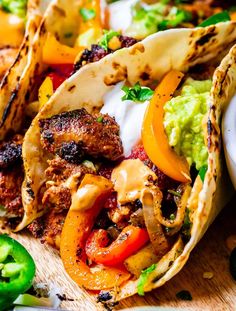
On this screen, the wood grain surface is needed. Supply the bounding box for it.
[11,195,236,311]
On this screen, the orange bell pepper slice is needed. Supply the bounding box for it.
[60,174,130,290]
[142,70,191,183]
[85,225,149,266]
[43,33,83,64]
[78,0,103,35]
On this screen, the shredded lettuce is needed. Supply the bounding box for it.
[137,263,156,296]
[126,2,191,39]
[0,0,27,18]
[98,29,120,51]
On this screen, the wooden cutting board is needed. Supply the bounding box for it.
[10,195,236,311]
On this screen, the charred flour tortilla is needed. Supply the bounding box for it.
[21,24,235,301]
[0,0,50,140]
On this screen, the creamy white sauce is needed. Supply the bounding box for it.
[101,82,149,156]
[108,0,137,33]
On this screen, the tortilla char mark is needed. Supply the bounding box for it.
[39,108,123,163]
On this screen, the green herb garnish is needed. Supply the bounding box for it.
[198,11,230,27]
[98,30,120,51]
[0,0,27,18]
[169,213,175,220]
[199,165,208,182]
[182,208,192,239]
[122,82,154,102]
[97,116,103,123]
[158,8,192,30]
[176,290,192,300]
[167,189,181,197]
[137,264,156,296]
[79,8,96,22]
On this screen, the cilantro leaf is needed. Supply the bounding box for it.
[137,264,156,296]
[121,82,154,102]
[0,0,27,17]
[98,30,120,51]
[79,8,96,22]
[199,165,208,182]
[199,11,230,27]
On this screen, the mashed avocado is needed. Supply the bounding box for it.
[163,78,212,170]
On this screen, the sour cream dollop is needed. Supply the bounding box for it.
[101,82,149,156]
[108,0,137,34]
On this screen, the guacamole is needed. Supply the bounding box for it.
[163,78,211,170]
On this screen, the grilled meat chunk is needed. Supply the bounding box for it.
[28,209,67,249]
[74,36,137,72]
[0,135,23,169]
[42,157,95,212]
[39,109,123,163]
[0,166,24,218]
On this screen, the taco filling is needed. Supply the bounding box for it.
[25,66,213,298]
[109,0,236,39]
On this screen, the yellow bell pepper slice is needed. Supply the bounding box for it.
[38,76,53,108]
[0,11,24,47]
[142,70,191,183]
[76,0,103,48]
[43,33,82,64]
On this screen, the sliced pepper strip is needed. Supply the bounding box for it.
[142,70,191,182]
[0,235,35,311]
[85,225,149,266]
[60,175,130,290]
[42,33,82,64]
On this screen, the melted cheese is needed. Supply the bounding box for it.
[0,11,24,47]
[111,159,156,204]
[69,174,113,211]
[101,82,149,156]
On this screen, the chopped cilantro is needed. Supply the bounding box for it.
[79,8,96,22]
[198,11,230,27]
[121,82,154,102]
[0,0,27,18]
[98,30,120,51]
[97,116,103,123]
[137,264,156,296]
[167,189,181,197]
[169,213,175,220]
[176,290,192,300]
[182,208,192,239]
[199,165,208,182]
[158,8,192,30]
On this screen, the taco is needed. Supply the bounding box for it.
[0,0,52,227]
[0,0,234,220]
[108,0,236,40]
[20,23,235,304]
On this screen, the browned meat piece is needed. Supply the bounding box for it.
[0,135,23,169]
[42,185,71,212]
[42,157,95,212]
[45,156,95,183]
[39,109,123,163]
[0,48,19,80]
[0,165,24,217]
[73,36,137,72]
[28,209,67,249]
